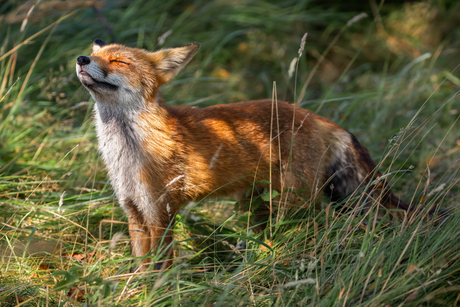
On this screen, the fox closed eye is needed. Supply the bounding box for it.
[110,59,130,65]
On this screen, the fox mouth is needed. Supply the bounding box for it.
[78,70,118,91]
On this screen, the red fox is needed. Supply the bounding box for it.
[76,39,410,271]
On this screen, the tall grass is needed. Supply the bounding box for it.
[0,0,459,306]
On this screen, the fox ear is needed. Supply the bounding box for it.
[92,39,107,53]
[149,43,200,86]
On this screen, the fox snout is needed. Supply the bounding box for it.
[76,53,120,93]
[77,55,90,66]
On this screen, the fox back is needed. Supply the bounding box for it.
[76,39,409,271]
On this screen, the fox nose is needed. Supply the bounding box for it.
[77,56,90,66]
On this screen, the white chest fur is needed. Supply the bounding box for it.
[94,103,156,218]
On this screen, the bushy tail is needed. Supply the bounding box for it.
[323,131,410,221]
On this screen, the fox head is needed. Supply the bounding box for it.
[76,39,200,105]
